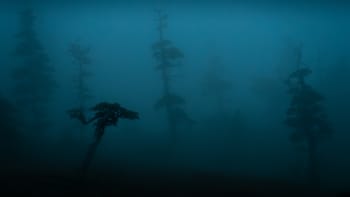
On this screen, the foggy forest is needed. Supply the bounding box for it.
[0,0,349,196]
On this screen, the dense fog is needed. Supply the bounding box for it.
[0,1,349,195]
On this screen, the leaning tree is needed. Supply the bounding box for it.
[68,102,139,178]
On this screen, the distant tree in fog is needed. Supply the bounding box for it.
[276,41,304,80]
[69,41,93,110]
[11,8,56,134]
[200,56,244,137]
[201,56,232,115]
[285,66,332,188]
[151,10,194,147]
[69,41,93,138]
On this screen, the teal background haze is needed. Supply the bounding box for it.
[0,0,349,193]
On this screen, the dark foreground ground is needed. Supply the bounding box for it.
[0,168,347,197]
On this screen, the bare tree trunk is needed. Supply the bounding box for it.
[307,136,320,189]
[80,130,103,179]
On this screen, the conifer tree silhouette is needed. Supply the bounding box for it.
[69,41,93,139]
[152,10,193,147]
[285,47,332,188]
[11,8,56,134]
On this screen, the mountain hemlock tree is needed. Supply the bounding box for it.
[69,41,93,110]
[152,10,193,146]
[11,8,56,134]
[285,66,332,188]
[69,41,93,138]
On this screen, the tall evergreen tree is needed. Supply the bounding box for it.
[69,41,93,139]
[285,62,332,187]
[69,41,93,111]
[152,10,193,146]
[11,8,56,134]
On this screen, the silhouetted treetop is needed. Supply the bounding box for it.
[14,9,43,56]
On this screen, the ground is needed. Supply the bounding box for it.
[0,167,341,196]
